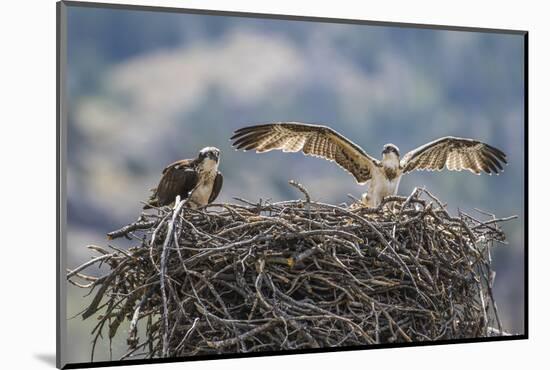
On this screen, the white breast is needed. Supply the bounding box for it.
[188,166,218,208]
[362,165,402,207]
[188,181,214,208]
[186,158,220,208]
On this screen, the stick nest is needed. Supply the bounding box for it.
[68,183,512,361]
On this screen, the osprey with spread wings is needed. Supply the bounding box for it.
[231,122,507,207]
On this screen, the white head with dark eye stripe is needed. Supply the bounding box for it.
[382,144,399,158]
[381,144,400,166]
[197,147,220,172]
[382,144,400,157]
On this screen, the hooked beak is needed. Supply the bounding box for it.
[207,151,219,161]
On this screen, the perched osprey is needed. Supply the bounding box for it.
[144,147,223,209]
[231,122,507,207]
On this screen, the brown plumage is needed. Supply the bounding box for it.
[144,148,223,209]
[231,122,507,207]
[400,137,507,175]
[231,122,380,184]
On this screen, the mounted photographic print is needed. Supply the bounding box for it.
[57,1,528,368]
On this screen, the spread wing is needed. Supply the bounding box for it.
[145,159,199,208]
[231,122,380,184]
[208,172,223,203]
[400,137,507,175]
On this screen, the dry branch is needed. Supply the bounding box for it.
[68,184,515,361]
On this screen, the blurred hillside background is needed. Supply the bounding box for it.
[65,4,525,363]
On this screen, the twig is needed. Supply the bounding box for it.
[288,180,311,203]
[67,184,513,360]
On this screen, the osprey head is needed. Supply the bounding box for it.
[198,147,221,163]
[382,143,400,158]
[197,147,221,172]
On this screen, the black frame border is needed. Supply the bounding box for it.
[56,1,529,369]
